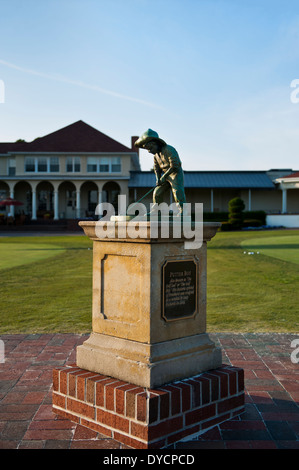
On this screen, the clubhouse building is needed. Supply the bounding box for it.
[0,121,140,221]
[0,120,298,225]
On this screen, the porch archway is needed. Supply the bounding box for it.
[102,181,121,214]
[35,181,55,219]
[57,181,77,219]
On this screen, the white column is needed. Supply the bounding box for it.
[210,189,214,213]
[9,190,15,217]
[54,190,59,220]
[32,190,37,220]
[282,188,287,214]
[97,191,103,218]
[76,190,81,218]
[248,189,252,211]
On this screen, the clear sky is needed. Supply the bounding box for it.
[1,0,299,172]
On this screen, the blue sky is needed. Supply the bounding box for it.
[1,0,299,171]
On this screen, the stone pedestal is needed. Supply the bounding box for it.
[52,220,245,448]
[76,221,222,388]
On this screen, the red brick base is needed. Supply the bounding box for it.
[52,364,245,449]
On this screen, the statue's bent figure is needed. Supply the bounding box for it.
[135,129,186,214]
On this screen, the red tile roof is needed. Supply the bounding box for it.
[0,120,132,153]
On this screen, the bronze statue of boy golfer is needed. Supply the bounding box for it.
[135,129,186,214]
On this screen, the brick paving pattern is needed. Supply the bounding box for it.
[0,333,298,449]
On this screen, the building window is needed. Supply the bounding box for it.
[8,158,16,175]
[25,157,35,172]
[99,157,109,172]
[66,157,81,172]
[86,156,122,173]
[87,157,98,172]
[50,157,59,172]
[74,157,80,172]
[38,157,47,172]
[66,157,73,172]
[111,157,121,172]
[25,156,60,173]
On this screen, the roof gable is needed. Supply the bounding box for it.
[0,121,132,153]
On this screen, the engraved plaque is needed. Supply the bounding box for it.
[162,259,197,321]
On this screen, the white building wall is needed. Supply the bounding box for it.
[266,214,299,227]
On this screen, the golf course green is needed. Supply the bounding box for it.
[241,235,299,265]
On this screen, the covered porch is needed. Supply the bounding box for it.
[0,178,129,222]
[266,172,299,227]
[275,172,299,214]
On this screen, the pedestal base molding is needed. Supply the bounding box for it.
[76,332,222,389]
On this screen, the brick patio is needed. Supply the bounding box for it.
[0,333,298,449]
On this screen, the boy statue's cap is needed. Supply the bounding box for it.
[134,129,166,148]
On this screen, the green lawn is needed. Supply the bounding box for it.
[0,235,93,333]
[206,229,299,333]
[0,242,66,270]
[0,229,298,334]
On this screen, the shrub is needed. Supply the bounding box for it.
[243,211,266,225]
[203,212,229,222]
[228,197,245,229]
